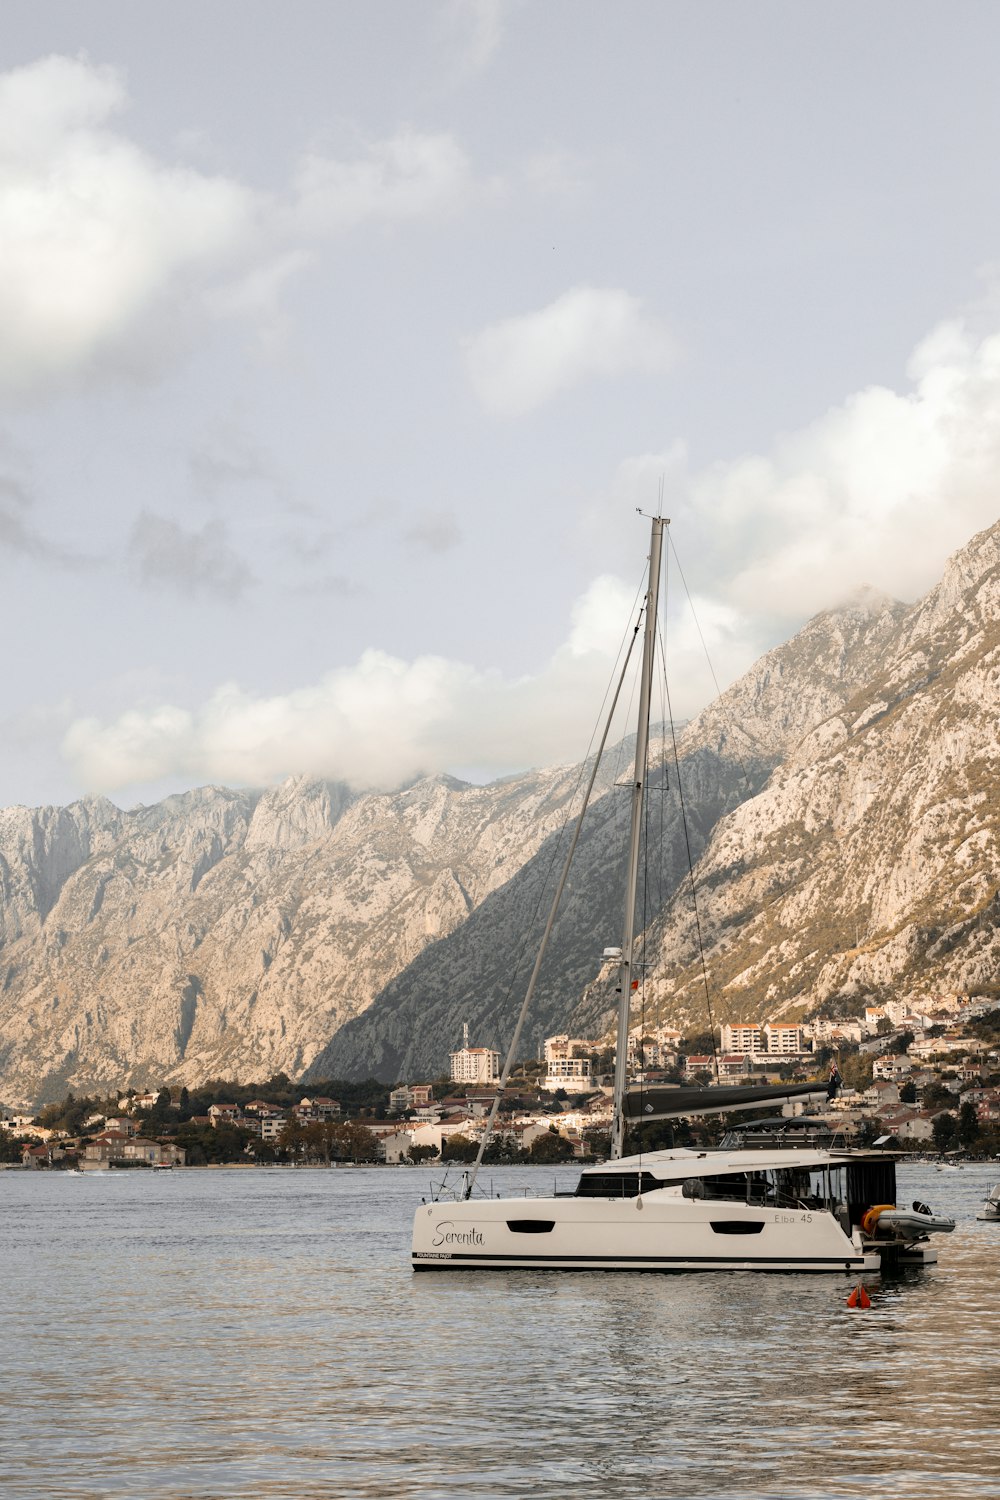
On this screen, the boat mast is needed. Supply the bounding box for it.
[610,514,667,1160]
[460,613,644,1201]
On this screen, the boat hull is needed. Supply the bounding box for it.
[412,1195,878,1274]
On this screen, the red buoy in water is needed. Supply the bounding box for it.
[846,1284,871,1310]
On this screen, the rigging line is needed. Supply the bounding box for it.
[666,530,757,798]
[436,595,644,1204]
[478,571,648,1078]
[608,661,641,967]
[595,586,647,1060]
[660,629,721,1085]
[443,568,647,1200]
[463,606,647,1200]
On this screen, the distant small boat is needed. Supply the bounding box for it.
[976,1183,1000,1222]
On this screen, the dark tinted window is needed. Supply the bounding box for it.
[575,1171,661,1198]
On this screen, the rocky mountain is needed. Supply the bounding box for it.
[2,520,998,1106]
[317,583,907,1080]
[0,767,594,1106]
[576,520,1000,1038]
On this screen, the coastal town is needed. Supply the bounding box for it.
[4,992,1000,1169]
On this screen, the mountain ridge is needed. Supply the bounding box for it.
[2,520,999,1105]
[581,519,1000,1037]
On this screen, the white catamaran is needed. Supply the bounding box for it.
[411,516,955,1273]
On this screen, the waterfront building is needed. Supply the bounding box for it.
[81,1133,186,1169]
[627,1027,682,1065]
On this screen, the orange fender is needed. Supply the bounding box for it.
[861,1204,895,1236]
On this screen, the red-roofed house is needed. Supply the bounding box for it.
[683,1055,714,1077]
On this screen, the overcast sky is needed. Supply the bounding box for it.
[4,0,1000,810]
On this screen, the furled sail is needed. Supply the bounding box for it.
[623,1081,829,1123]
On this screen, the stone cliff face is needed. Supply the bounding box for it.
[581,521,1000,1037]
[0,768,588,1105]
[3,521,999,1105]
[317,580,911,1080]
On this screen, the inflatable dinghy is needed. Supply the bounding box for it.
[862,1202,956,1240]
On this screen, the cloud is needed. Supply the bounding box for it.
[0,503,52,559]
[0,468,97,567]
[0,56,478,397]
[0,55,275,396]
[438,0,512,80]
[127,512,254,601]
[56,293,1000,804]
[604,315,1000,623]
[59,565,746,798]
[463,286,676,417]
[62,653,488,793]
[520,146,591,201]
[292,128,473,236]
[566,575,639,658]
[187,424,295,509]
[404,509,463,553]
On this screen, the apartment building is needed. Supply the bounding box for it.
[720,1023,763,1054]
[764,1023,805,1054]
[450,1046,501,1084]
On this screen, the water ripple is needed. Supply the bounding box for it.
[2,1163,999,1498]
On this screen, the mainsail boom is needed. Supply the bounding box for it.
[623,1081,830,1123]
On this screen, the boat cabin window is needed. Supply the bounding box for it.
[575,1171,661,1198]
[682,1167,860,1213]
[682,1173,751,1202]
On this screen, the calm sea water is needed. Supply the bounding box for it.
[2,1162,998,1500]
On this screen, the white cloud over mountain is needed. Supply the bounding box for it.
[607,315,1000,623]
[58,578,748,797]
[8,22,1000,813]
[60,305,1000,800]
